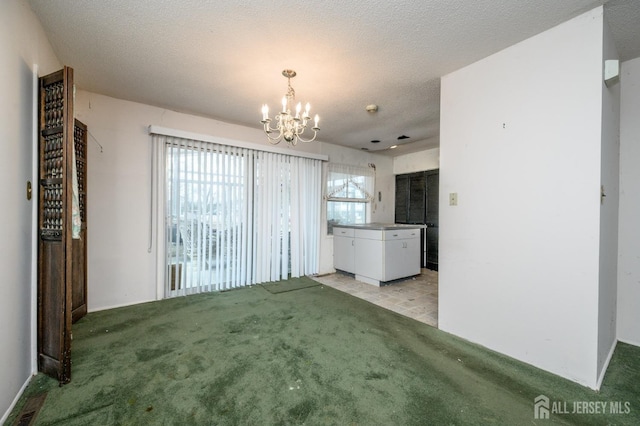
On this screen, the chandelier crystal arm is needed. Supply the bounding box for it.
[292,127,319,143]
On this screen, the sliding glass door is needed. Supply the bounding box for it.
[166,141,248,294]
[160,136,321,297]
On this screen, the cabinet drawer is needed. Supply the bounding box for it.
[355,229,383,240]
[383,229,420,241]
[333,227,354,237]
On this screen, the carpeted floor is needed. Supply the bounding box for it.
[7,278,640,425]
[260,276,320,294]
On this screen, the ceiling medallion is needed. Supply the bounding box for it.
[260,69,319,146]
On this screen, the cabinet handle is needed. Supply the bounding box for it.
[352,240,354,246]
[393,234,398,237]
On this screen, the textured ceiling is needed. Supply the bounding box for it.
[28,0,640,156]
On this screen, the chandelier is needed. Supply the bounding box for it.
[260,69,320,146]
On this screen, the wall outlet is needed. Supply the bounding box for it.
[449,192,458,206]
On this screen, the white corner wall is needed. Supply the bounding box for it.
[439,8,604,388]
[0,0,61,422]
[617,57,640,346]
[596,17,620,386]
[74,91,393,311]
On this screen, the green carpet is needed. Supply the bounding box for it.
[7,277,640,425]
[260,276,320,294]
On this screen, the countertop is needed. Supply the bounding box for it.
[333,223,426,230]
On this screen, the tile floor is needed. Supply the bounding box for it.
[311,269,438,327]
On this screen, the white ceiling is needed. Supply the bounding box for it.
[28,0,640,156]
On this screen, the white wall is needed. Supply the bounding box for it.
[596,17,620,386]
[74,91,393,311]
[393,148,439,175]
[617,57,640,346]
[0,0,60,421]
[439,8,604,388]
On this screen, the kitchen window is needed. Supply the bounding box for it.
[325,163,375,234]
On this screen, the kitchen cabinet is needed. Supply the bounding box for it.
[334,225,422,286]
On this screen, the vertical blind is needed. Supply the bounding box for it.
[153,135,322,297]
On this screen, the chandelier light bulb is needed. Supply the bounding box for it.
[260,69,320,146]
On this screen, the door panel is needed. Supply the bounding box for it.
[425,171,439,270]
[38,66,74,384]
[395,175,409,223]
[426,172,439,226]
[71,120,88,323]
[71,237,86,321]
[426,227,439,270]
[38,242,65,375]
[408,173,426,223]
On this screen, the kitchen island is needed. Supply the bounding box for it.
[333,223,425,286]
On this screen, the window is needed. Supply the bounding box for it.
[155,134,322,296]
[325,164,375,234]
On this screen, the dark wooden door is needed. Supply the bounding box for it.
[395,174,409,223]
[408,173,427,224]
[395,172,426,224]
[72,120,88,323]
[395,170,439,270]
[38,66,74,384]
[425,171,439,271]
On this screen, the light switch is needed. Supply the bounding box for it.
[449,192,458,206]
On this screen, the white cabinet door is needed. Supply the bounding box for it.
[355,237,383,281]
[333,235,355,273]
[384,237,421,281]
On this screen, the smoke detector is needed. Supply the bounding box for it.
[365,104,378,113]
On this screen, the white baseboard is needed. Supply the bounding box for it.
[596,340,618,390]
[1,374,34,425]
[617,337,640,348]
[89,298,156,313]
